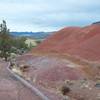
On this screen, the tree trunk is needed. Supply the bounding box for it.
[5,56,8,61]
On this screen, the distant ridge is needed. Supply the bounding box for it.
[92,21,100,25]
[10,32,54,39]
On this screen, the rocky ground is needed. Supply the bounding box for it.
[15,54,100,100]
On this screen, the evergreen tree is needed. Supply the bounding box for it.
[0,20,12,61]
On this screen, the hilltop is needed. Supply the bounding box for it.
[33,23,100,61]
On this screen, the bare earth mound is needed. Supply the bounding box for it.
[33,24,100,61]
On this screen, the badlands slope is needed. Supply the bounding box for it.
[16,23,100,100]
[33,24,100,61]
[25,23,100,83]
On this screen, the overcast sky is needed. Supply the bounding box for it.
[0,0,100,32]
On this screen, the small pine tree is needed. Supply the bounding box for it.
[0,20,12,61]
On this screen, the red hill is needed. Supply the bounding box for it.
[33,24,100,61]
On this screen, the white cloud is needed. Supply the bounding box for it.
[0,0,100,31]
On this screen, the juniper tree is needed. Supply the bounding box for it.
[0,20,12,61]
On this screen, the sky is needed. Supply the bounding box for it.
[0,0,100,32]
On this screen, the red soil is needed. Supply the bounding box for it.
[32,24,100,61]
[36,64,84,82]
[16,55,85,85]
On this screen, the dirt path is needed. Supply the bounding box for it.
[0,60,42,100]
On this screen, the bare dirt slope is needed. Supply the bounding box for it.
[16,54,100,100]
[33,24,100,61]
